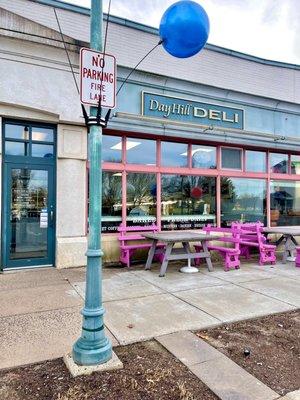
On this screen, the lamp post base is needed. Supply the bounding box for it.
[72,336,112,366]
[65,350,122,377]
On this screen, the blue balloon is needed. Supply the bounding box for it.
[159,1,210,58]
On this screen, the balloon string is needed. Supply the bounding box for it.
[103,40,162,125]
[116,40,163,96]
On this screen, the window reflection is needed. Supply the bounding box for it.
[245,150,266,172]
[270,180,300,226]
[5,124,29,140]
[126,137,156,165]
[102,172,122,233]
[32,128,53,142]
[10,169,48,259]
[5,142,28,156]
[126,173,156,226]
[221,178,266,226]
[102,135,122,163]
[270,153,288,174]
[161,174,216,230]
[192,145,216,169]
[291,155,300,175]
[221,148,242,170]
[161,141,188,167]
[32,144,53,158]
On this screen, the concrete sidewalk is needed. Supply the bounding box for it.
[0,260,299,369]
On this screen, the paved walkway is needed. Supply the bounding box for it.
[157,331,278,400]
[0,260,299,369]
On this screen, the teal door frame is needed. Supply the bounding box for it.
[1,120,57,270]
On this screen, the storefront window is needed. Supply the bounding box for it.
[192,145,216,169]
[221,148,242,170]
[102,135,122,163]
[102,171,122,233]
[161,141,188,167]
[126,137,156,165]
[270,153,288,174]
[245,150,266,172]
[270,180,300,226]
[291,155,300,174]
[161,174,216,230]
[126,173,156,226]
[221,178,266,226]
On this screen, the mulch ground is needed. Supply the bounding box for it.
[196,310,300,397]
[0,341,218,400]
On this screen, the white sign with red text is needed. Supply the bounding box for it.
[80,48,116,108]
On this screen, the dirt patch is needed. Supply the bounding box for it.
[196,310,300,397]
[0,341,218,400]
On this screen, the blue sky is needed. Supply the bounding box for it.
[62,0,300,65]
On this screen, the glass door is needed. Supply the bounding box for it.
[2,164,55,268]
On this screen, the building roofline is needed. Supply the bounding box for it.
[34,0,300,70]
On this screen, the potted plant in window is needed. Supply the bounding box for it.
[270,208,280,226]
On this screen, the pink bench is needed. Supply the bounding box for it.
[194,225,241,271]
[118,224,165,267]
[295,247,300,268]
[232,222,276,266]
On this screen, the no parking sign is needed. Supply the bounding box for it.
[80,48,116,108]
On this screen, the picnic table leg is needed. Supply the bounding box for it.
[159,242,173,277]
[145,239,158,270]
[291,236,298,246]
[282,236,288,264]
[285,235,296,261]
[201,240,214,272]
[182,242,194,266]
[275,235,285,247]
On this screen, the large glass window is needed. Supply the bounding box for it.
[245,150,266,172]
[102,171,122,233]
[126,137,156,165]
[161,141,188,167]
[3,123,55,159]
[161,175,216,230]
[126,173,156,226]
[270,180,300,226]
[221,178,266,226]
[102,135,122,163]
[270,153,288,174]
[221,148,242,170]
[192,145,216,169]
[291,155,300,175]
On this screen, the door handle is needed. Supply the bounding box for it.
[50,211,54,221]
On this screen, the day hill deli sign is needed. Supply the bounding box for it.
[142,92,244,130]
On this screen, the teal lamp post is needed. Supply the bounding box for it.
[72,0,210,367]
[72,0,112,365]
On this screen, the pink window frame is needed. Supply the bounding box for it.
[86,130,300,234]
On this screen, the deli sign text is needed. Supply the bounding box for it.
[142,92,244,130]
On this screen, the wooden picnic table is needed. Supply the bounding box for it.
[263,227,300,263]
[143,231,220,277]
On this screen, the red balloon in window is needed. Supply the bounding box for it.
[191,187,203,199]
